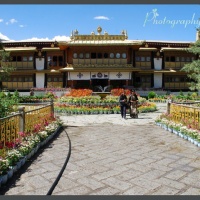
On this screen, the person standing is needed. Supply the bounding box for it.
[119,89,128,119]
[128,90,139,118]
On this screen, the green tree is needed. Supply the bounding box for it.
[181,30,200,91]
[0,40,16,90]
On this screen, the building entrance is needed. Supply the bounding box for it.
[92,79,109,92]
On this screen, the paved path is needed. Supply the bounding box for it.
[1,103,200,195]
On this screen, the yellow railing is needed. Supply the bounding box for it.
[0,103,53,156]
[170,103,200,129]
[25,105,52,133]
[0,114,20,157]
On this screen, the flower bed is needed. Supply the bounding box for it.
[155,114,200,147]
[55,88,157,115]
[0,118,63,187]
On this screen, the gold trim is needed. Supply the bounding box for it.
[161,47,189,51]
[139,48,158,51]
[41,47,61,51]
[4,47,37,52]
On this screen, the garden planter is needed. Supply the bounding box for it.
[198,143,200,147]
[26,152,32,160]
[190,139,194,144]
[173,129,178,135]
[11,165,18,173]
[34,145,40,154]
[183,135,188,140]
[168,127,173,133]
[20,157,26,166]
[178,132,183,137]
[0,174,8,185]
[7,168,14,179]
[194,140,198,146]
[16,160,22,170]
[163,125,168,131]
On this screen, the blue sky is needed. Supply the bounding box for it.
[0,4,199,42]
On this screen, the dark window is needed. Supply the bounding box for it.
[17,56,22,61]
[91,53,96,58]
[180,77,185,82]
[12,56,17,62]
[58,56,63,66]
[53,56,57,61]
[165,56,170,62]
[97,53,102,58]
[104,53,108,58]
[170,56,175,62]
[136,77,141,82]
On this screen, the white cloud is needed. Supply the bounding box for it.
[5,18,18,25]
[10,18,17,24]
[52,35,70,41]
[0,19,3,23]
[0,32,10,40]
[19,25,25,28]
[94,16,110,20]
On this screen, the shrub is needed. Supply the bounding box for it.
[147,91,157,99]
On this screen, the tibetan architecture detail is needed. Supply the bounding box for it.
[1,27,197,91]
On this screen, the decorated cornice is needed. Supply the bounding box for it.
[70,26,128,41]
[72,63,133,68]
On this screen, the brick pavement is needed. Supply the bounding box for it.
[1,103,200,195]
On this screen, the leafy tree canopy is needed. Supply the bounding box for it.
[181,31,200,91]
[0,40,16,84]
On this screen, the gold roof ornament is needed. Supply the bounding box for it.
[74,29,79,35]
[66,27,135,43]
[97,26,102,35]
[104,30,108,35]
[156,51,160,57]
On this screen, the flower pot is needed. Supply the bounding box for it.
[11,165,18,173]
[26,152,32,160]
[7,168,14,179]
[16,160,22,170]
[168,127,173,133]
[0,174,8,185]
[190,139,194,144]
[194,140,198,146]
[183,135,188,140]
[173,129,178,135]
[20,157,26,166]
[197,142,200,147]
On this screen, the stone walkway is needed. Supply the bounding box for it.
[1,103,200,195]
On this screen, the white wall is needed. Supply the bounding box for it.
[36,73,45,88]
[154,58,162,70]
[154,73,162,88]
[36,58,45,70]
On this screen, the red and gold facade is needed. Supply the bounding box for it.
[1,27,199,91]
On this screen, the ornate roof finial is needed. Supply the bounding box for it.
[74,29,79,35]
[97,26,102,35]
